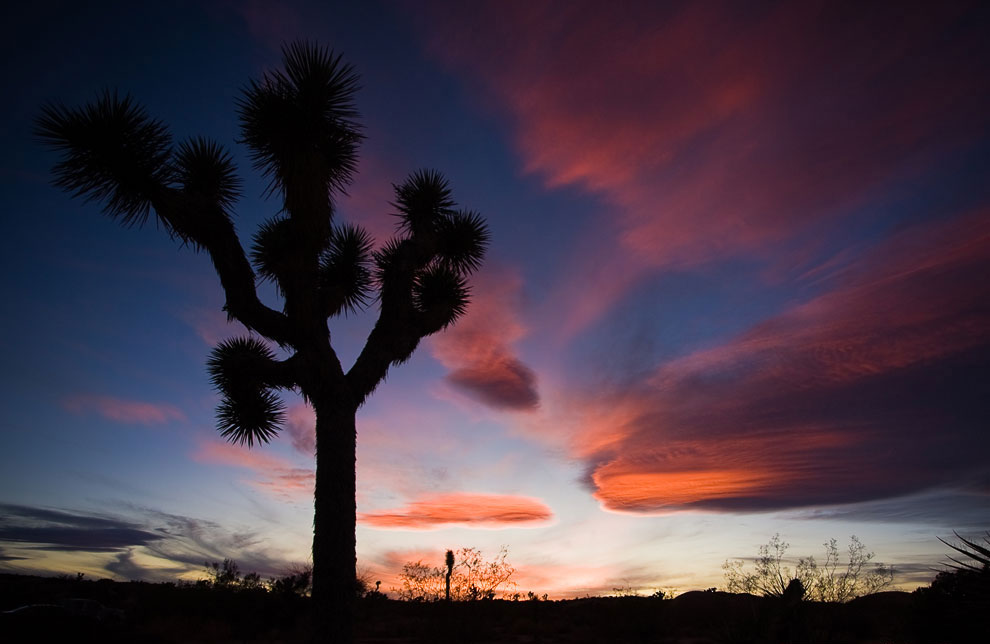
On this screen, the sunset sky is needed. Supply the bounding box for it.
[1,0,988,597]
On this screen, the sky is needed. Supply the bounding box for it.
[1,0,988,597]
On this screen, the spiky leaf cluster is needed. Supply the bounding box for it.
[390,172,489,275]
[35,90,173,226]
[251,217,295,289]
[237,42,362,205]
[940,532,990,571]
[208,337,285,447]
[435,210,489,274]
[172,137,241,214]
[413,265,470,330]
[321,224,374,316]
[375,171,489,331]
[393,169,455,236]
[371,237,408,290]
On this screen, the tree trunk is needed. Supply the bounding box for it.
[311,400,357,644]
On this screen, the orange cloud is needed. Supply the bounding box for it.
[431,268,539,410]
[62,395,186,425]
[359,492,553,529]
[193,441,313,501]
[551,210,990,512]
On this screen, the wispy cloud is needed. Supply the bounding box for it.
[359,492,553,530]
[62,395,186,425]
[193,441,314,501]
[177,306,250,347]
[415,1,988,337]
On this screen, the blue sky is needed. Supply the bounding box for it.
[1,0,988,596]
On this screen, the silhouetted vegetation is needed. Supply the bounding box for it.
[723,534,894,601]
[0,569,937,643]
[3,531,989,642]
[397,546,516,601]
[37,41,488,644]
[913,531,990,643]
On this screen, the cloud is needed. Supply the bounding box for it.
[431,268,539,410]
[285,403,316,456]
[359,492,553,529]
[0,546,25,561]
[789,488,990,532]
[544,211,990,513]
[193,441,314,501]
[446,358,538,411]
[0,503,301,581]
[62,395,186,425]
[178,306,251,347]
[104,549,163,580]
[0,503,163,552]
[414,1,989,336]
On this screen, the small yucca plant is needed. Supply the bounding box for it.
[938,531,990,571]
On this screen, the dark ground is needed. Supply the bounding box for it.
[0,573,986,643]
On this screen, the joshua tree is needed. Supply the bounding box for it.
[445,549,455,601]
[36,42,488,642]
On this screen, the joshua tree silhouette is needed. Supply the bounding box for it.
[445,549,455,601]
[36,42,488,643]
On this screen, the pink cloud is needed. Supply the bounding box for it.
[285,403,316,456]
[193,441,313,501]
[62,395,185,425]
[177,306,250,347]
[539,210,990,513]
[413,1,987,336]
[430,267,539,410]
[359,492,553,530]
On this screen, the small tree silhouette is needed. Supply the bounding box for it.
[444,549,455,601]
[397,546,516,601]
[37,42,488,643]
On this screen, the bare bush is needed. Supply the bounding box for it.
[723,534,893,602]
[397,546,516,601]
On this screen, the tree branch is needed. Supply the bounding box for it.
[345,240,428,405]
[152,189,294,346]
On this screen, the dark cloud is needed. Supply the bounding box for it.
[104,549,152,580]
[0,503,163,551]
[447,356,539,410]
[0,545,25,561]
[0,503,299,580]
[791,489,990,531]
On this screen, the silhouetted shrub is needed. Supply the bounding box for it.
[723,534,893,601]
